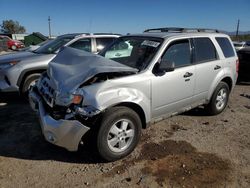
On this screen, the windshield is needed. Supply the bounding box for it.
[34,36,74,54]
[100,36,162,71]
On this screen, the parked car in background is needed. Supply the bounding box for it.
[19,39,53,52]
[0,35,25,50]
[29,27,238,161]
[0,33,119,94]
[233,41,250,51]
[104,41,133,59]
[237,47,250,81]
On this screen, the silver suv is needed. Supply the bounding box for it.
[0,33,119,94]
[29,28,238,161]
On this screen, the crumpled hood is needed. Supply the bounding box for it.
[0,51,39,64]
[48,47,138,93]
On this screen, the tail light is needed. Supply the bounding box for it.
[236,59,239,73]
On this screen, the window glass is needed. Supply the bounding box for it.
[161,39,191,68]
[193,38,217,63]
[100,37,162,71]
[245,41,250,46]
[215,37,235,58]
[96,38,115,52]
[34,36,74,54]
[69,38,91,52]
[110,41,130,51]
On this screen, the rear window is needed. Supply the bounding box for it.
[193,38,218,63]
[216,37,235,58]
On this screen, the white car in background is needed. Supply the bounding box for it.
[233,41,250,51]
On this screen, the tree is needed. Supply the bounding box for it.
[1,20,26,34]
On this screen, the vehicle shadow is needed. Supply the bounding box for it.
[182,106,211,117]
[236,81,250,86]
[0,92,102,164]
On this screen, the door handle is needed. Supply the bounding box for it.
[214,65,221,70]
[183,72,193,78]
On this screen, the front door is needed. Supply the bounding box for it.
[152,39,195,118]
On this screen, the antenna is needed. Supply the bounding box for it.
[236,19,240,40]
[48,16,52,38]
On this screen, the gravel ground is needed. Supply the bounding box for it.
[0,84,249,188]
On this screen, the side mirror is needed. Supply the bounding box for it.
[159,59,175,72]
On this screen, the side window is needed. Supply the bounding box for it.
[69,38,91,52]
[245,41,250,47]
[161,39,191,68]
[96,38,115,52]
[216,37,235,58]
[193,38,218,63]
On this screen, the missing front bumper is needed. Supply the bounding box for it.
[29,88,90,151]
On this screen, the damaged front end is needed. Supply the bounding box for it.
[29,47,138,151]
[29,84,91,151]
[35,73,101,121]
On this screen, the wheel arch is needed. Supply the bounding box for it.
[112,102,148,129]
[17,67,47,91]
[221,77,233,92]
[208,75,233,102]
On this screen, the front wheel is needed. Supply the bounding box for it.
[206,81,229,115]
[97,107,142,161]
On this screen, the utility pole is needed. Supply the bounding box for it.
[236,19,240,40]
[48,16,51,38]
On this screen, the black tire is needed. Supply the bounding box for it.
[97,106,142,161]
[21,73,41,95]
[206,81,229,115]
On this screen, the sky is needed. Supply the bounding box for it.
[0,0,250,36]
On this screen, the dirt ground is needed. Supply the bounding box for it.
[0,84,250,188]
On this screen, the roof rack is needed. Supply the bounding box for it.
[144,27,220,33]
[93,33,121,36]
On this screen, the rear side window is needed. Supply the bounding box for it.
[193,38,218,63]
[216,37,235,58]
[69,38,91,52]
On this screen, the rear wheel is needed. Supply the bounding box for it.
[21,73,41,95]
[206,81,229,115]
[97,107,142,161]
[11,45,17,50]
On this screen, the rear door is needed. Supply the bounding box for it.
[152,39,195,118]
[192,37,221,101]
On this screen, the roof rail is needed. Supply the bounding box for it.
[64,33,120,38]
[144,27,220,33]
[93,33,121,36]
